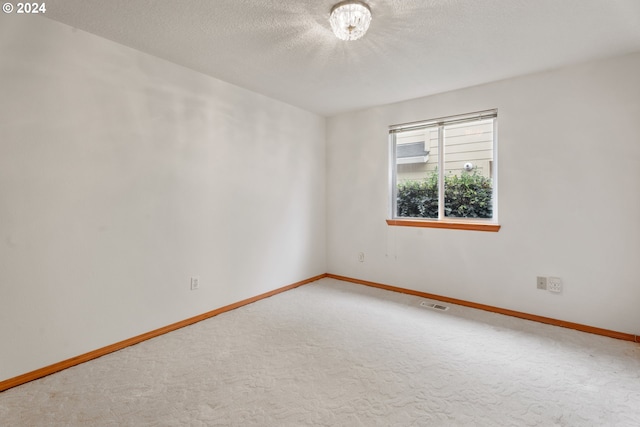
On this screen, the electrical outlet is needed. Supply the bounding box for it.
[358,252,365,262]
[548,277,562,293]
[190,276,200,291]
[536,276,548,290]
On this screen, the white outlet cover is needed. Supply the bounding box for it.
[190,277,200,290]
[537,276,548,290]
[548,277,562,293]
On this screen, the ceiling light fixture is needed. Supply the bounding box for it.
[329,0,372,41]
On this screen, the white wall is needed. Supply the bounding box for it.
[0,16,326,381]
[327,52,640,335]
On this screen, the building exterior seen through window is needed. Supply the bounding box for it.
[390,110,497,221]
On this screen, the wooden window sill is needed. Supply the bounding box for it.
[386,219,501,232]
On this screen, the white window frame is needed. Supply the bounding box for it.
[389,109,499,228]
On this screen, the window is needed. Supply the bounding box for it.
[388,110,499,231]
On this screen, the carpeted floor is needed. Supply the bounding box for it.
[1,278,639,426]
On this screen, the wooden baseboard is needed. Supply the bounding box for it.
[325,274,638,343]
[0,273,327,393]
[3,271,635,393]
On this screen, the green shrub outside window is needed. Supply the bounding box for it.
[397,172,492,219]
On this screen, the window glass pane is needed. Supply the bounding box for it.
[443,119,494,218]
[395,126,439,218]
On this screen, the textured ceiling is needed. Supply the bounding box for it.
[43,0,640,116]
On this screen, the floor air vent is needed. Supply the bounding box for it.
[420,301,449,311]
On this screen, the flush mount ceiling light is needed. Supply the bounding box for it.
[329,0,372,41]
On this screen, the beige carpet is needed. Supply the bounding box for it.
[1,278,639,426]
